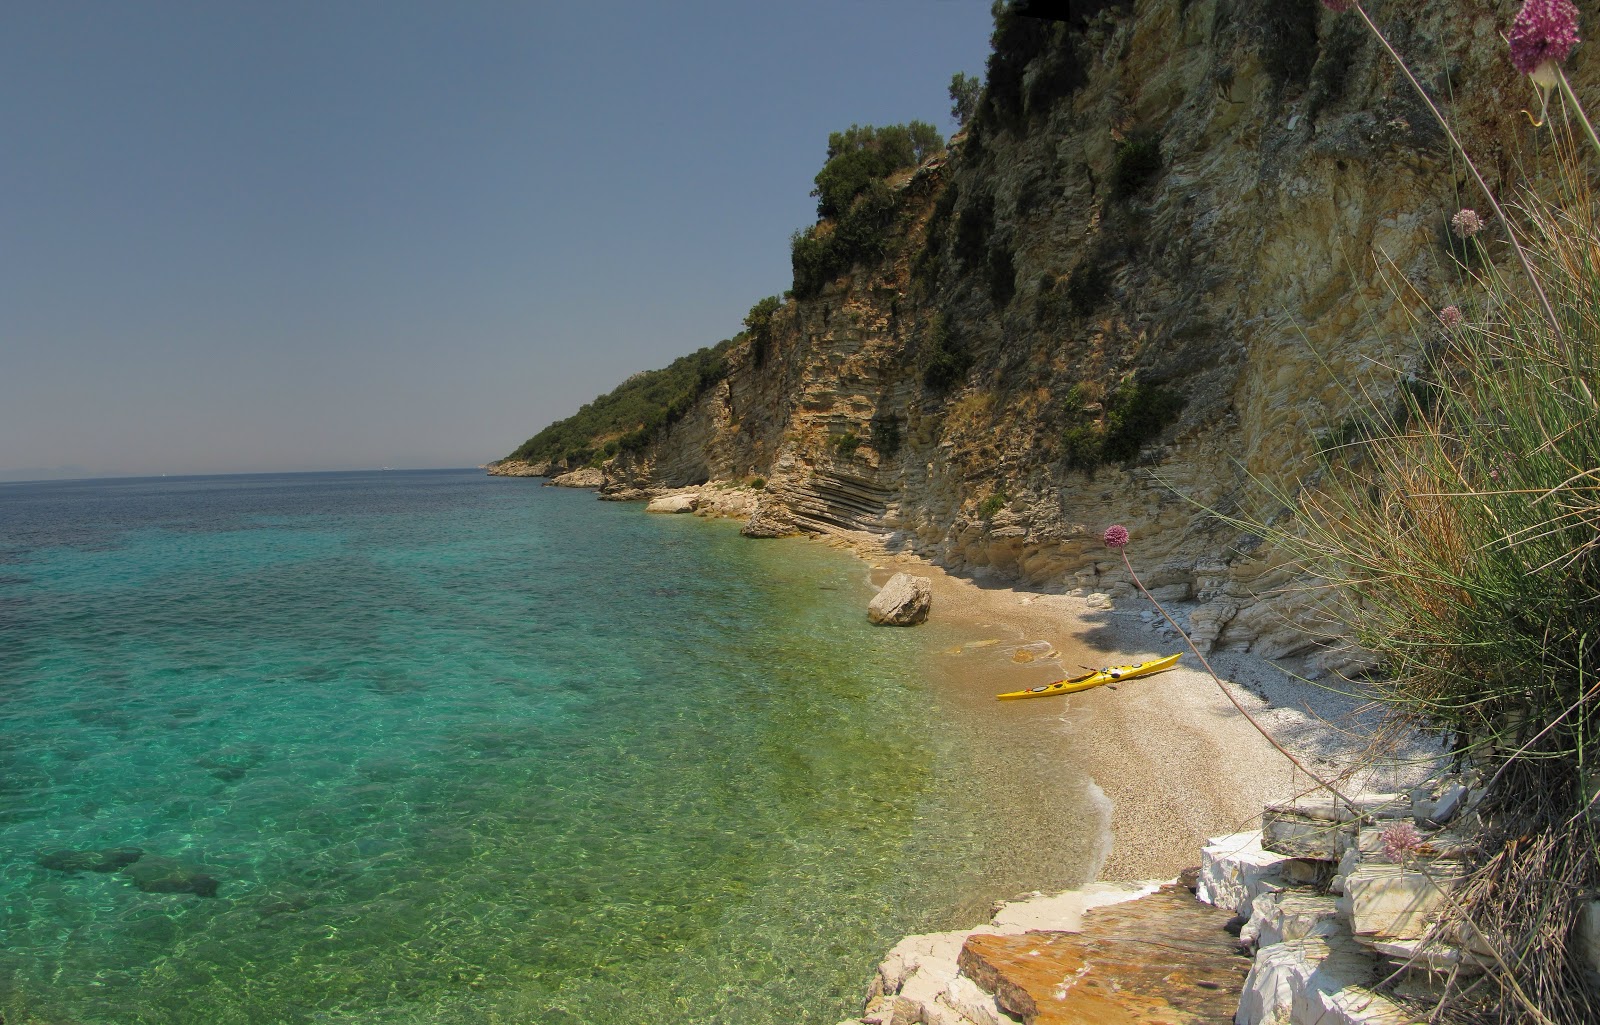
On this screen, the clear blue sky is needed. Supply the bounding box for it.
[2,1,995,479]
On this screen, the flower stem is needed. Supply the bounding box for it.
[1118,548,1365,817]
[1351,3,1562,338]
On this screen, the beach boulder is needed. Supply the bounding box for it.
[868,573,932,626]
[646,493,698,514]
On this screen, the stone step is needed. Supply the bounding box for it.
[956,882,1249,1024]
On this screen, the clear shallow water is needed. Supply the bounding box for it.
[0,470,1100,1024]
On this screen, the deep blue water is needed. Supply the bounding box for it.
[0,470,1098,1024]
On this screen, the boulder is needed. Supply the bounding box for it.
[1341,861,1467,941]
[1240,890,1343,950]
[547,467,604,488]
[646,493,698,514]
[599,487,651,502]
[868,573,932,626]
[741,502,798,538]
[1237,935,1413,1025]
[1195,831,1294,917]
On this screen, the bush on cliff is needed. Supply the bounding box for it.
[811,122,943,220]
[1059,380,1185,471]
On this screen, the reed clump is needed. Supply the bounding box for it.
[1249,2,1600,1020]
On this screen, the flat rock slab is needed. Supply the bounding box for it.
[957,882,1249,1024]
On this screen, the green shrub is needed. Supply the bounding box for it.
[1100,381,1186,462]
[1060,423,1103,470]
[811,122,943,220]
[1110,134,1163,200]
[830,432,863,458]
[949,71,981,128]
[922,315,974,392]
[790,227,836,298]
[870,414,903,457]
[744,295,782,367]
[1058,380,1185,470]
[977,492,1008,520]
[1064,261,1112,315]
[748,477,765,490]
[791,179,907,299]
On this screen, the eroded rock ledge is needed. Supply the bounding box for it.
[840,787,1600,1025]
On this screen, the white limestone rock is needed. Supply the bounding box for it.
[1574,900,1600,993]
[1261,809,1354,861]
[645,493,699,514]
[867,573,933,626]
[1241,890,1344,950]
[1237,935,1412,1025]
[547,466,604,488]
[1342,861,1468,941]
[1195,831,1293,917]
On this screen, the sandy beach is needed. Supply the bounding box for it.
[854,546,1428,883]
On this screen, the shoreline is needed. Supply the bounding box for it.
[570,478,1417,878]
[853,545,1398,883]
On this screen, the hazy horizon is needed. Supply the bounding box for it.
[4,2,993,479]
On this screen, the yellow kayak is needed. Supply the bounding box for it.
[996,653,1181,700]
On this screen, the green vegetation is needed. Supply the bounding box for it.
[1109,134,1163,200]
[948,72,981,128]
[830,432,863,458]
[1058,380,1185,471]
[790,123,944,299]
[921,315,974,392]
[503,340,737,467]
[743,295,782,367]
[977,492,1007,520]
[1222,8,1600,1019]
[870,414,903,458]
[811,122,943,220]
[981,3,1093,130]
[748,477,765,490]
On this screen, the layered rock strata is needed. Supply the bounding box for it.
[509,0,1597,658]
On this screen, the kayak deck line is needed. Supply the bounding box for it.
[995,653,1182,700]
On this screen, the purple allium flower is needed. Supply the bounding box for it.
[1509,0,1581,78]
[1380,820,1423,863]
[1321,0,1354,11]
[1439,305,1464,329]
[1451,208,1484,238]
[1103,524,1130,549]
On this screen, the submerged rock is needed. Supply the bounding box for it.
[867,573,932,626]
[37,847,145,874]
[120,856,220,897]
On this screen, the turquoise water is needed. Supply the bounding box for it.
[0,470,1100,1024]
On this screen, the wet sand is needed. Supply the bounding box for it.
[856,549,1422,882]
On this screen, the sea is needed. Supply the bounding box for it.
[0,469,1105,1025]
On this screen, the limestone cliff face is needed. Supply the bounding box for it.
[588,0,1590,661]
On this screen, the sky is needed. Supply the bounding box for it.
[2,1,996,480]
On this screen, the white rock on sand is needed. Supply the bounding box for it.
[645,493,698,514]
[867,572,932,626]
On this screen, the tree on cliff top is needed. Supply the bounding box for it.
[811,121,943,219]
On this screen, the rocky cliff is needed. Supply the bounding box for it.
[502,0,1592,662]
